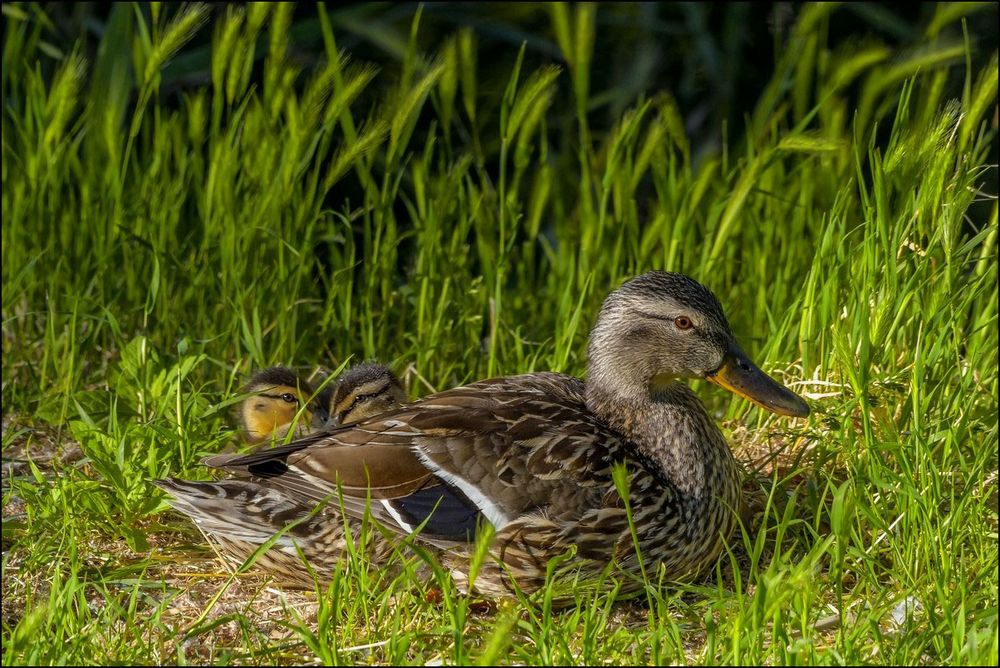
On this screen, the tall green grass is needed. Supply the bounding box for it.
[2,2,997,665]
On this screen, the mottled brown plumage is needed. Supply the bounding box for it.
[157,272,809,598]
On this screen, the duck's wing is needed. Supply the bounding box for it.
[202,430,473,542]
[204,373,627,543]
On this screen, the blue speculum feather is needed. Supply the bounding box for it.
[391,483,483,540]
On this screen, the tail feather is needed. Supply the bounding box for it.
[154,478,327,550]
[153,478,404,582]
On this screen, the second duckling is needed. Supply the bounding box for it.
[328,362,406,426]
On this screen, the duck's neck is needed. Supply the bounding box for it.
[586,376,738,501]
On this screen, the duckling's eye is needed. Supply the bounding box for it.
[280,393,298,404]
[674,316,693,331]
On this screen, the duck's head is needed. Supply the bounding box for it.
[239,367,329,443]
[329,362,406,425]
[587,271,809,417]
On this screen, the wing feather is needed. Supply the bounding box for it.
[199,373,635,538]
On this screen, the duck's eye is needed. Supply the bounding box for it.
[280,393,298,404]
[674,316,693,331]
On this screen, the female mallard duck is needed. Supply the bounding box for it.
[157,272,808,597]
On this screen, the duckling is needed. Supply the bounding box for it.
[158,272,809,599]
[238,367,329,444]
[327,362,406,426]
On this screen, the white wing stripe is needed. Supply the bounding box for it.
[380,500,415,533]
[412,449,511,530]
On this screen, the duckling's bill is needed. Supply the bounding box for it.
[706,345,810,417]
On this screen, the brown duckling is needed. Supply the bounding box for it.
[327,362,407,426]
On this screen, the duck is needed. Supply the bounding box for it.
[326,362,407,426]
[156,271,809,598]
[236,367,331,445]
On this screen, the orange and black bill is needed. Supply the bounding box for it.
[706,345,809,417]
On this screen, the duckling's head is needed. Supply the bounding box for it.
[239,367,328,443]
[329,362,406,425]
[587,271,809,417]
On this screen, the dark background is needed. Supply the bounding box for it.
[31,2,999,158]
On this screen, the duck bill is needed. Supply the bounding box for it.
[309,405,331,431]
[706,345,810,417]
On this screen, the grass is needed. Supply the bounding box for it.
[2,2,998,665]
